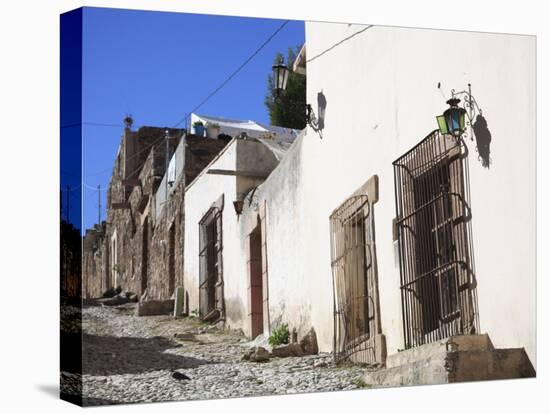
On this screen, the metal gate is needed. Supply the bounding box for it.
[393,130,479,349]
[330,194,381,364]
[198,207,224,322]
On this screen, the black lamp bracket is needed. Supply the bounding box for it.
[451,83,483,141]
[450,84,483,140]
[274,95,316,129]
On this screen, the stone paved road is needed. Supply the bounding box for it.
[62,303,369,406]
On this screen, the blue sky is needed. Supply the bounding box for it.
[79,7,304,232]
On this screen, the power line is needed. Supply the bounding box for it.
[173,20,290,128]
[63,20,289,136]
[84,183,105,191]
[61,121,143,129]
[306,24,374,64]
[85,132,169,178]
[61,184,81,192]
[122,131,178,181]
[83,20,289,180]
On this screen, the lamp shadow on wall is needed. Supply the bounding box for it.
[472,114,492,168]
[311,91,327,139]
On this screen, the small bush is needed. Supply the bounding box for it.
[268,323,290,346]
[353,378,372,389]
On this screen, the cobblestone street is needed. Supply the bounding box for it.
[61,303,368,406]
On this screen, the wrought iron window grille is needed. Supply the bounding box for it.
[330,194,381,364]
[198,206,225,322]
[393,130,479,350]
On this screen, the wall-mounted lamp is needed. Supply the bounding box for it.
[436,83,482,140]
[272,62,290,95]
[437,98,466,137]
[272,60,313,127]
[233,200,244,216]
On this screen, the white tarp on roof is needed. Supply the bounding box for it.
[190,113,300,142]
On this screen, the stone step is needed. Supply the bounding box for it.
[386,334,494,368]
[364,355,449,387]
[364,335,534,388]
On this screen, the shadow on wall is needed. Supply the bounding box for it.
[472,114,492,168]
[311,91,327,139]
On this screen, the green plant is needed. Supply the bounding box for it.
[207,122,220,129]
[268,323,290,346]
[353,378,372,389]
[193,121,204,127]
[264,46,307,130]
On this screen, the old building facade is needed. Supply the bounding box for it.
[178,23,535,377]
[83,23,535,381]
[83,126,228,303]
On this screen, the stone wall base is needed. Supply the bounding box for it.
[363,334,535,387]
[136,299,174,316]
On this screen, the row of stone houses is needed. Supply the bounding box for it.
[83,21,536,383]
[82,125,230,303]
[61,220,81,299]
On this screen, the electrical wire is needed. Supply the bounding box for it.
[306,24,374,64]
[172,20,290,128]
[85,133,168,178]
[80,20,290,189]
[61,121,142,129]
[60,184,82,192]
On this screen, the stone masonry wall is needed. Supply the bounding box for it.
[104,127,182,298]
[145,135,228,301]
[82,129,228,303]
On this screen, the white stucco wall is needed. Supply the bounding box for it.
[183,139,283,335]
[183,24,535,368]
[237,133,313,338]
[183,141,240,322]
[292,22,536,363]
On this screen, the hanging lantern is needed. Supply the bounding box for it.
[436,98,466,136]
[272,62,290,95]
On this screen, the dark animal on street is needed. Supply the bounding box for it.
[171,370,191,381]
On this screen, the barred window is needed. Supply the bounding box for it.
[199,207,224,322]
[393,130,479,349]
[330,192,381,364]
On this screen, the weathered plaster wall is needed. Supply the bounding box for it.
[237,134,312,340]
[183,138,282,335]
[184,141,239,321]
[298,23,536,363]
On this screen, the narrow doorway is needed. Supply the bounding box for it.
[168,223,176,296]
[110,232,118,289]
[248,223,263,338]
[104,241,111,292]
[141,217,149,296]
[199,207,224,321]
